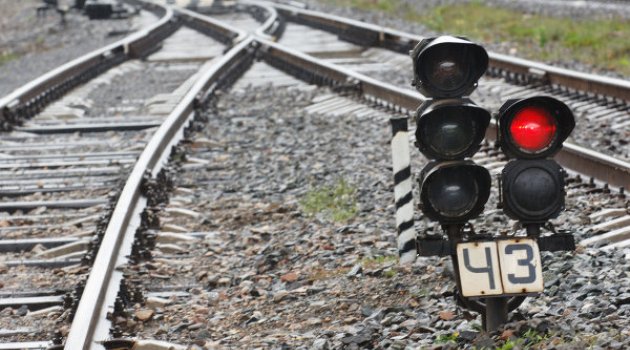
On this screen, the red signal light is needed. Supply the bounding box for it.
[509,106,557,153]
[498,96,574,159]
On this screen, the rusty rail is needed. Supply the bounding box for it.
[176,6,248,45]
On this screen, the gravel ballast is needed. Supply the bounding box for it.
[117,76,629,349]
[0,1,150,96]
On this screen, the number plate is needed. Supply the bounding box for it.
[456,238,543,298]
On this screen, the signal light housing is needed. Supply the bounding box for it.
[419,161,491,224]
[411,36,489,98]
[415,99,490,160]
[501,160,566,223]
[498,96,575,159]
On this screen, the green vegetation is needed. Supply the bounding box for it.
[413,287,429,298]
[0,52,18,67]
[358,255,398,277]
[325,0,630,75]
[360,255,397,267]
[308,266,350,281]
[331,0,400,13]
[435,331,459,344]
[300,179,358,222]
[435,329,554,349]
[382,268,397,278]
[494,329,551,350]
[471,329,553,350]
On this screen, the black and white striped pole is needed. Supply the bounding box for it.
[390,117,417,264]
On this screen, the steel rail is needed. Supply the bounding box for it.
[260,39,420,110]
[266,1,630,102]
[257,38,630,190]
[0,1,178,129]
[183,0,281,41]
[175,6,248,45]
[238,0,283,40]
[63,36,255,350]
[255,2,282,39]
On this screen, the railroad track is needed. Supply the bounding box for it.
[0,0,627,348]
[0,1,237,348]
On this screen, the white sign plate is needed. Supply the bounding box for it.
[498,239,544,294]
[456,241,503,297]
[457,239,544,297]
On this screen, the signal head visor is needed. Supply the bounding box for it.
[419,161,491,224]
[501,159,566,223]
[498,96,575,159]
[411,36,489,98]
[415,99,491,160]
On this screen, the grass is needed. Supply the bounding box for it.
[435,331,459,344]
[324,0,630,76]
[333,0,399,13]
[300,179,358,222]
[0,52,19,67]
[382,269,397,278]
[360,255,397,268]
[435,329,553,349]
[495,329,551,350]
[413,287,429,298]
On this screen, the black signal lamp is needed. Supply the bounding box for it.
[411,36,489,98]
[419,161,491,224]
[498,96,575,159]
[415,99,490,160]
[501,159,566,223]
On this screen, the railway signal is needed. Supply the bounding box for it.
[498,96,575,224]
[461,96,575,330]
[412,36,491,226]
[395,36,577,332]
[410,36,507,330]
[391,35,491,264]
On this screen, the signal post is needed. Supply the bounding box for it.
[392,36,577,331]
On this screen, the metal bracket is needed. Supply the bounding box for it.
[416,232,575,257]
[537,233,576,251]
